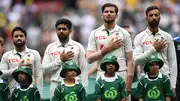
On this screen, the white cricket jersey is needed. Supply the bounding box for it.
[0,47,43,97]
[87,24,133,71]
[42,39,88,90]
[133,28,177,88]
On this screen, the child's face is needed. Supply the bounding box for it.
[148,62,159,74]
[105,63,116,73]
[65,69,77,79]
[18,72,28,82]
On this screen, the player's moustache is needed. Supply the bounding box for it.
[149,20,159,28]
[13,40,25,47]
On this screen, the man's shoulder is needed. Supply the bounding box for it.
[91,26,104,34]
[45,41,58,49]
[71,40,85,49]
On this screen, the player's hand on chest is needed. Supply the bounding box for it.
[8,54,35,68]
[50,46,79,61]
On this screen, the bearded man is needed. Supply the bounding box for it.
[0,26,43,98]
[133,6,177,99]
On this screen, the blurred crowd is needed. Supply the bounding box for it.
[0,0,180,57]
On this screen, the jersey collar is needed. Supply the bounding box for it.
[56,38,74,47]
[17,83,34,91]
[61,79,79,86]
[101,73,118,81]
[145,72,163,81]
[101,24,119,32]
[12,46,30,54]
[145,27,163,35]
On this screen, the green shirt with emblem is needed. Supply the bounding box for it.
[0,79,10,101]
[52,80,87,101]
[11,84,41,101]
[136,73,174,101]
[94,74,128,101]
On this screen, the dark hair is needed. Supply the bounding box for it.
[146,6,160,16]
[101,3,118,14]
[12,26,27,38]
[55,18,72,30]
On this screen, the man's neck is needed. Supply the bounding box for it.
[104,22,115,30]
[15,46,25,52]
[148,26,159,34]
[59,38,69,46]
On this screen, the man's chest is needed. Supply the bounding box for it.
[7,53,36,67]
[140,34,168,51]
[49,45,81,60]
[95,31,125,50]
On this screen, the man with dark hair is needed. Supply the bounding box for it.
[133,5,177,98]
[42,18,88,100]
[0,26,43,98]
[86,3,134,100]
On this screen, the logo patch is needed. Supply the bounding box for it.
[104,87,117,99]
[147,86,160,99]
[64,91,77,101]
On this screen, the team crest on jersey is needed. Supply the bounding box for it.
[64,91,77,101]
[104,87,117,99]
[147,86,160,99]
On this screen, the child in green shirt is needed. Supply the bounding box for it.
[0,70,11,101]
[136,56,174,101]
[52,60,87,101]
[11,67,41,101]
[94,55,128,101]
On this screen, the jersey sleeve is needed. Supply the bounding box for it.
[78,45,88,92]
[167,35,177,89]
[123,30,133,52]
[34,89,41,101]
[163,76,174,97]
[52,85,61,101]
[94,78,102,99]
[0,53,18,78]
[79,84,87,101]
[136,78,145,99]
[87,30,97,51]
[133,34,156,66]
[119,77,128,98]
[3,84,11,101]
[34,51,43,98]
[42,45,62,74]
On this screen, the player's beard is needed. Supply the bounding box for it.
[148,20,159,28]
[13,40,26,48]
[58,34,69,42]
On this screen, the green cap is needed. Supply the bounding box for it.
[60,60,81,78]
[12,67,32,83]
[100,55,119,71]
[144,56,164,72]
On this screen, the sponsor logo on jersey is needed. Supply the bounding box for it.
[96,36,106,40]
[64,91,77,101]
[50,51,61,56]
[8,59,19,63]
[104,87,117,100]
[147,86,160,99]
[142,41,153,45]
